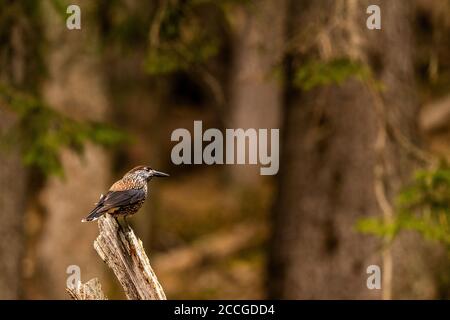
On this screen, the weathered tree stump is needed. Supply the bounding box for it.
[67,214,166,300]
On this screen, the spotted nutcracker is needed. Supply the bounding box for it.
[82,165,169,222]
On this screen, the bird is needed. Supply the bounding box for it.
[82,165,169,223]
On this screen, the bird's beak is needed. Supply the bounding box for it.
[151,169,170,177]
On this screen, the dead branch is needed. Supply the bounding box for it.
[154,222,266,274]
[420,95,450,133]
[67,214,166,300]
[94,215,166,300]
[153,222,266,294]
[66,278,107,300]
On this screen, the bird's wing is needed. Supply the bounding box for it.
[96,188,146,213]
[82,188,146,222]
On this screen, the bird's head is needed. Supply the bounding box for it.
[126,165,170,181]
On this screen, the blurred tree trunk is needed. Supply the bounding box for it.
[0,113,27,299]
[98,0,163,248]
[0,11,33,299]
[24,1,111,299]
[227,0,286,185]
[269,0,436,299]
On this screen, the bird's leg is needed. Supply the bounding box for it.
[114,216,125,233]
[123,215,131,232]
[113,216,123,240]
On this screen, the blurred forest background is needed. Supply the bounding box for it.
[0,0,450,299]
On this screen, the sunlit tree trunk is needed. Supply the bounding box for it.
[24,1,111,299]
[227,0,286,186]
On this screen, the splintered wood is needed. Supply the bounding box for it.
[67,214,166,300]
[67,278,107,300]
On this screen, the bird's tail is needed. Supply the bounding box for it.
[81,209,105,222]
